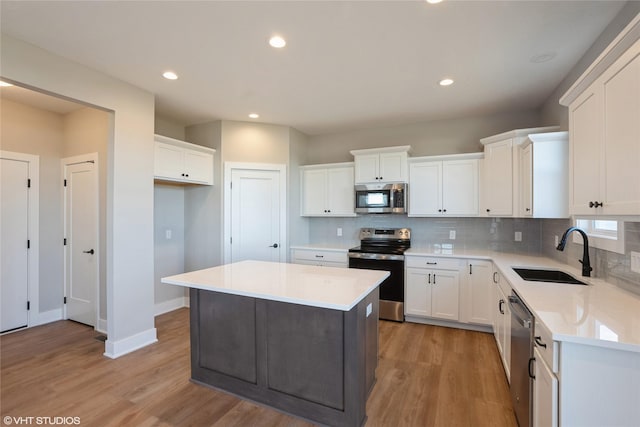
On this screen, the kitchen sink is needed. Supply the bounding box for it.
[512,268,588,285]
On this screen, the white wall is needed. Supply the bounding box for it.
[1,34,157,357]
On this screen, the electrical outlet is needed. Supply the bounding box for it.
[165,229,172,240]
[515,231,522,242]
[337,227,343,237]
[631,251,640,274]
[449,230,456,240]
[554,235,559,247]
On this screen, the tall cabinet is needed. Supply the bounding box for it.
[561,36,640,216]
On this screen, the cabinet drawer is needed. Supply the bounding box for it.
[534,319,558,373]
[292,249,347,264]
[405,256,460,270]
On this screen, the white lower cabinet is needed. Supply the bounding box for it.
[464,259,493,326]
[405,257,460,321]
[493,268,511,381]
[533,350,558,427]
[290,248,348,268]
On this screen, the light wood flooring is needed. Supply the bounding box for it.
[1,309,516,426]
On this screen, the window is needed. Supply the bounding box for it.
[574,218,625,254]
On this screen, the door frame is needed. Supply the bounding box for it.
[62,152,99,328]
[0,151,39,330]
[223,162,287,265]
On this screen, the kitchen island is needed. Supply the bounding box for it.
[161,260,389,427]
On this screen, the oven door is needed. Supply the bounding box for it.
[348,255,404,322]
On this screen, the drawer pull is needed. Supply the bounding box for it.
[534,336,547,348]
[315,255,324,258]
[426,261,437,265]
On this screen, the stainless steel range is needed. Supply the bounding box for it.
[348,228,410,322]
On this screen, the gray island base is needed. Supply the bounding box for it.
[189,287,379,427]
[161,261,388,426]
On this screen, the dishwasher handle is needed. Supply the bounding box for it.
[509,295,532,329]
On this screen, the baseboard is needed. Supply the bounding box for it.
[404,316,493,333]
[96,318,107,334]
[32,308,63,326]
[103,327,158,359]
[154,296,189,316]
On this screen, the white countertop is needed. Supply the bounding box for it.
[161,260,389,311]
[405,245,640,353]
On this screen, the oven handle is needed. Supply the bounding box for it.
[348,252,405,261]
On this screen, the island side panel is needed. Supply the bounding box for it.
[265,300,345,410]
[189,287,378,427]
[365,288,380,395]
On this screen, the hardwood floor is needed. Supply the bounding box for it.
[1,309,516,426]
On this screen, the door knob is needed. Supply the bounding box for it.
[269,243,279,248]
[83,249,95,255]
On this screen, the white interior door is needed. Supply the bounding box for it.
[65,159,98,326]
[0,158,30,332]
[228,166,285,264]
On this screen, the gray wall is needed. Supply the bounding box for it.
[1,99,65,314]
[306,109,541,164]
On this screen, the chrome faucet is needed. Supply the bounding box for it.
[556,227,592,277]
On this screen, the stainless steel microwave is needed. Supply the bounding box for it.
[355,183,407,214]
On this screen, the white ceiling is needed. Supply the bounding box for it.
[0,1,627,135]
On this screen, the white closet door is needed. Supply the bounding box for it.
[1,158,29,332]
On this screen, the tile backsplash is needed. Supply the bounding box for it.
[542,219,640,296]
[305,216,640,296]
[307,216,542,254]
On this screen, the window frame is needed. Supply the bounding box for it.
[573,218,625,254]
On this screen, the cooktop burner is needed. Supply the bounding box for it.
[349,228,411,255]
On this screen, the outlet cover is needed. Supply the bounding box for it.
[449,230,456,240]
[515,231,522,242]
[165,229,172,240]
[337,227,343,237]
[631,251,640,274]
[554,235,559,247]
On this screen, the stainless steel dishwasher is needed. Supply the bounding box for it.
[509,292,534,427]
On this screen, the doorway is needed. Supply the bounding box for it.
[0,152,39,333]
[224,163,287,264]
[63,154,99,327]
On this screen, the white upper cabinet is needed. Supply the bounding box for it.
[519,132,569,218]
[560,20,640,216]
[350,146,410,184]
[409,153,481,217]
[154,134,215,185]
[480,126,560,217]
[300,163,356,217]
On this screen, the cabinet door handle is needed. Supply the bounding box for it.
[528,357,536,379]
[486,208,491,213]
[83,249,95,255]
[493,271,498,283]
[499,299,505,314]
[469,264,473,275]
[433,274,436,284]
[534,336,547,349]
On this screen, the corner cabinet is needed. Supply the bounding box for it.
[519,132,569,218]
[561,36,640,216]
[350,146,411,184]
[480,126,560,217]
[154,134,215,185]
[408,153,481,217]
[300,163,356,217]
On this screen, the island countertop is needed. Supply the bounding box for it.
[161,260,389,311]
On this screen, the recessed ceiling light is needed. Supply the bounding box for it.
[439,78,454,86]
[0,81,14,87]
[248,113,260,119]
[530,52,557,63]
[426,0,443,4]
[162,71,178,80]
[269,36,286,48]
